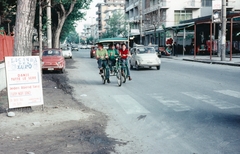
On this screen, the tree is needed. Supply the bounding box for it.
[0,0,17,35]
[14,0,37,56]
[144,4,166,44]
[51,0,91,48]
[102,11,128,38]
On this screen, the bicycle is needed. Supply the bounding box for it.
[108,56,123,86]
[121,59,128,83]
[99,60,110,84]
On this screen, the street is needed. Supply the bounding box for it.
[68,49,240,154]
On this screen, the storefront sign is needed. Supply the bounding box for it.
[5,56,44,108]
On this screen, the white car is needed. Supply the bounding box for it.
[130,46,161,70]
[61,47,72,59]
[81,45,87,49]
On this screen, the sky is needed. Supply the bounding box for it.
[75,0,103,34]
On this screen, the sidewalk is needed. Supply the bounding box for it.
[162,54,240,67]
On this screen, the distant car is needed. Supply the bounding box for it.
[148,44,161,58]
[81,45,87,49]
[90,46,96,58]
[42,48,66,73]
[61,47,72,59]
[32,46,39,56]
[87,44,91,49]
[130,46,161,70]
[71,45,79,51]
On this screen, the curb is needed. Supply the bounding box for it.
[183,58,240,67]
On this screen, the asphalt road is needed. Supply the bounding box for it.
[67,49,240,154]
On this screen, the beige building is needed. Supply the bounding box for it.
[96,0,125,37]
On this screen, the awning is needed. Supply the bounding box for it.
[164,22,195,31]
[98,37,128,43]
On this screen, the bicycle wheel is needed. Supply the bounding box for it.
[116,69,122,87]
[122,66,127,83]
[102,69,106,84]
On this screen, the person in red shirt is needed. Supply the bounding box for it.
[119,43,132,81]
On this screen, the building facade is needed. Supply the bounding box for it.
[96,0,125,38]
[125,0,240,46]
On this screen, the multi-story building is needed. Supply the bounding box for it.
[125,0,240,46]
[96,0,125,38]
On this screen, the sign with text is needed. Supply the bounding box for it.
[212,0,222,23]
[5,56,44,108]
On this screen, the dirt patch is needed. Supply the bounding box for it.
[0,59,124,154]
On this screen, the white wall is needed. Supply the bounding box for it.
[0,63,6,91]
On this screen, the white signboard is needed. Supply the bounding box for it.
[5,56,44,109]
[212,0,222,10]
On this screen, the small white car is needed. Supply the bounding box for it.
[130,46,161,70]
[61,47,72,59]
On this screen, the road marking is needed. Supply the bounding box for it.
[112,95,150,114]
[151,95,192,112]
[215,90,240,99]
[182,92,240,109]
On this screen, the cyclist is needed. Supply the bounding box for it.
[107,44,119,74]
[119,43,132,81]
[96,43,110,83]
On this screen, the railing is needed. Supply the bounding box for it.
[226,0,236,7]
[125,0,139,11]
[143,1,170,14]
[185,0,201,8]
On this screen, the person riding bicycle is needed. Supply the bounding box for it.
[107,44,119,74]
[96,43,110,83]
[119,43,132,81]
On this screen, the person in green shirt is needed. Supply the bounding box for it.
[107,44,119,73]
[96,43,110,82]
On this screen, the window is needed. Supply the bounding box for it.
[174,10,192,25]
[201,0,212,7]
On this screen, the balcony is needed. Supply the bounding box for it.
[184,0,201,9]
[125,0,139,12]
[96,11,101,15]
[226,0,235,9]
[96,17,101,21]
[143,1,170,15]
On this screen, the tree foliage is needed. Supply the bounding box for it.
[101,11,128,38]
[0,0,17,34]
[51,0,91,47]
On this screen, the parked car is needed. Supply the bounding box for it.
[42,48,66,73]
[71,44,79,51]
[87,44,91,49]
[130,46,161,70]
[32,46,39,56]
[61,47,72,59]
[90,46,96,58]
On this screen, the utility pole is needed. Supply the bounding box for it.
[47,0,52,48]
[221,0,226,61]
[39,0,42,58]
[139,0,142,44]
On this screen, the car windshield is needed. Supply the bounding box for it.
[136,47,155,54]
[43,50,61,56]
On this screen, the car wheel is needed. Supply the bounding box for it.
[130,61,133,69]
[156,66,160,70]
[135,62,139,70]
[60,67,65,73]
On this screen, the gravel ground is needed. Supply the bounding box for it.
[0,59,124,154]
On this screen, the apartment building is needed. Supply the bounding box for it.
[96,0,125,38]
[125,0,240,46]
